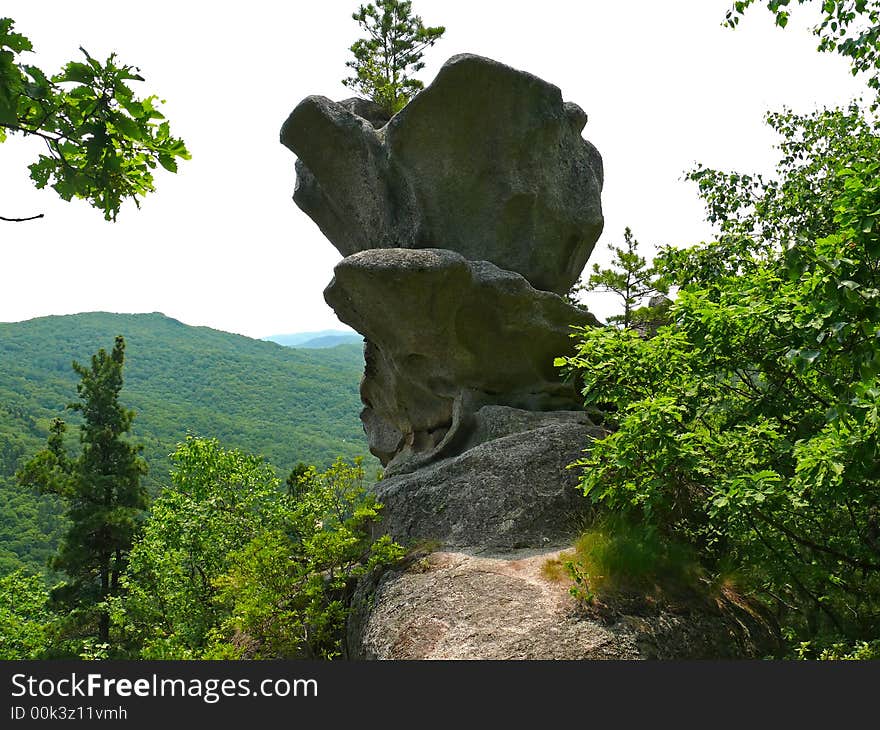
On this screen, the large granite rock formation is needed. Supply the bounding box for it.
[278,55,774,659]
[281,54,604,295]
[280,52,607,549]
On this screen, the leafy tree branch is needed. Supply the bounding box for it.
[0,17,189,221]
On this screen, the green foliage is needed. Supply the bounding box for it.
[209,458,403,659]
[0,312,374,576]
[572,227,667,329]
[115,439,402,659]
[343,0,445,115]
[0,569,52,659]
[725,1,880,104]
[681,104,879,267]
[0,17,189,220]
[16,337,148,645]
[115,438,287,658]
[558,104,880,652]
[795,636,880,659]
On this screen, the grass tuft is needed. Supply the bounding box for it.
[543,514,706,605]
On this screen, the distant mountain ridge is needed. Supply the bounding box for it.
[263,330,362,348]
[298,334,364,349]
[0,312,371,575]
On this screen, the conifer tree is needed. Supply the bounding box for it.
[17,336,148,645]
[286,461,310,499]
[580,227,667,329]
[343,0,445,115]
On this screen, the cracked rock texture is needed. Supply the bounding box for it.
[369,409,606,548]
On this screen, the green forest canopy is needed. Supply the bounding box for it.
[0,311,373,576]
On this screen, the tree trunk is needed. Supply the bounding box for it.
[99,564,110,643]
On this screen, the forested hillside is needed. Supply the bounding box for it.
[0,312,371,575]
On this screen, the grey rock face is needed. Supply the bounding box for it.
[347,549,780,660]
[284,95,396,261]
[336,98,391,129]
[369,412,605,549]
[281,53,604,294]
[324,248,598,471]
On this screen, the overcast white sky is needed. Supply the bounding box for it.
[0,0,867,338]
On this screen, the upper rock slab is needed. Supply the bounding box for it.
[281,54,604,295]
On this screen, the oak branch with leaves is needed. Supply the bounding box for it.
[0,18,189,222]
[343,0,445,116]
[727,1,880,104]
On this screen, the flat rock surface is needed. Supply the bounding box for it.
[348,548,779,660]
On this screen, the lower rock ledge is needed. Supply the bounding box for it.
[347,547,780,660]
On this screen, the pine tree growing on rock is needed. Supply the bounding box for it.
[343,0,445,115]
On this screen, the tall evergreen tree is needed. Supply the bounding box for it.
[17,336,148,645]
[343,0,445,115]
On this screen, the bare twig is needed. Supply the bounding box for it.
[0,213,45,222]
